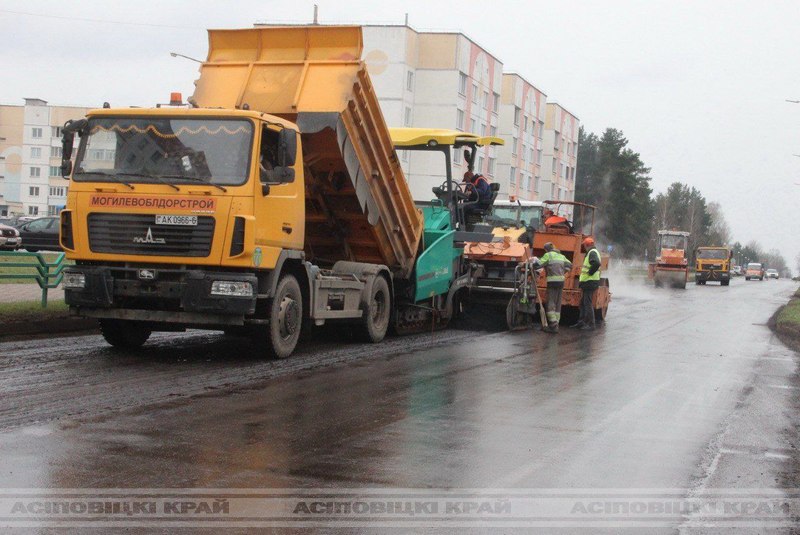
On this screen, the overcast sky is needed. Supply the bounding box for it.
[1,0,798,269]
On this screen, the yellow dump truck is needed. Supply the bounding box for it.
[695,246,732,285]
[58,26,469,358]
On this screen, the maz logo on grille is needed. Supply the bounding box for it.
[133,227,166,245]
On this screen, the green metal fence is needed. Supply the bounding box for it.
[0,251,66,307]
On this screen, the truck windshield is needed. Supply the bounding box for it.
[697,249,728,259]
[73,117,253,186]
[659,234,686,249]
[492,206,542,227]
[747,263,762,270]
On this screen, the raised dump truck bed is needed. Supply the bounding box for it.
[191,26,423,278]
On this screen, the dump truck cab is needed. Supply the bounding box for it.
[695,246,732,286]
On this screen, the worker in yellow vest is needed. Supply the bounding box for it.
[539,242,572,333]
[571,236,601,331]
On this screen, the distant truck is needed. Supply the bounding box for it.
[745,263,765,281]
[58,26,474,358]
[695,246,732,286]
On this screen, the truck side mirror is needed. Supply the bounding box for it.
[61,118,88,178]
[278,128,297,167]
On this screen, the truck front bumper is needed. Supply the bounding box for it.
[64,265,258,318]
[696,270,730,282]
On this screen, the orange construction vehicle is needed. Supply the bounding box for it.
[648,230,690,289]
[464,200,611,328]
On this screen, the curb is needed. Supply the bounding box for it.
[0,317,97,339]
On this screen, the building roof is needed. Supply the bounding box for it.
[502,72,548,97]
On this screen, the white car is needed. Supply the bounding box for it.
[0,223,21,250]
[766,269,779,279]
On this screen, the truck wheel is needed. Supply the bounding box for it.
[99,319,151,349]
[721,279,730,286]
[358,276,391,343]
[265,274,302,359]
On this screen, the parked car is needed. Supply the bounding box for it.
[0,223,21,250]
[17,217,62,252]
[745,262,765,281]
[766,269,779,279]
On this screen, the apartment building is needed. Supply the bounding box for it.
[363,25,503,201]
[0,98,90,217]
[540,103,579,203]
[496,73,547,201]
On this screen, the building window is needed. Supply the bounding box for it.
[457,109,465,130]
[538,122,544,138]
[534,176,540,193]
[458,72,468,95]
[482,91,488,110]
[510,166,516,185]
[31,147,42,158]
[471,84,478,104]
[490,125,497,137]
[524,116,529,131]
[537,149,543,164]
[400,149,409,162]
[492,92,500,113]
[488,157,495,176]
[513,107,521,126]
[51,146,62,158]
[30,167,41,178]
[49,166,60,177]
[511,136,518,156]
[477,156,484,172]
[28,206,39,215]
[29,186,40,196]
[406,71,414,91]
[470,118,477,133]
[480,123,486,136]
[52,126,63,138]
[404,106,412,127]
[31,127,42,138]
[49,186,66,197]
[530,147,535,163]
[525,175,531,191]
[551,160,557,174]
[453,148,461,164]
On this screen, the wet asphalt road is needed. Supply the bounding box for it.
[0,276,799,533]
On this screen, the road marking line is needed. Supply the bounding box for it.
[766,384,800,390]
[764,452,792,460]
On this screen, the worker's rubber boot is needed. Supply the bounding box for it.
[569,321,586,329]
[548,323,559,334]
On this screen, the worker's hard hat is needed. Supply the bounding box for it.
[582,237,595,247]
[543,242,554,252]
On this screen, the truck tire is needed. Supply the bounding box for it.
[721,279,730,286]
[99,319,151,349]
[265,274,302,359]
[358,275,391,343]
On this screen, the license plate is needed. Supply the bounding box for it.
[155,215,197,226]
[6,239,17,244]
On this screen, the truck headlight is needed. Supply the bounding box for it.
[211,280,253,297]
[63,272,86,289]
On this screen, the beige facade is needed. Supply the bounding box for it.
[0,98,90,216]
[541,103,579,204]
[363,25,503,201]
[363,25,580,205]
[496,73,547,201]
